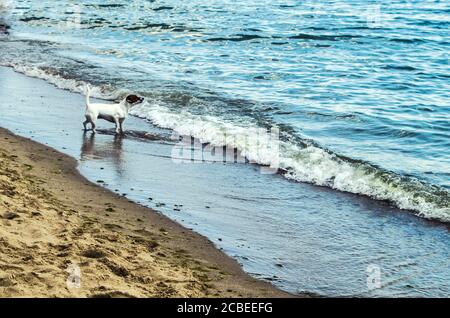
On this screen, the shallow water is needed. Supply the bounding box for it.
[0,0,449,221]
[1,67,450,297]
[1,0,450,297]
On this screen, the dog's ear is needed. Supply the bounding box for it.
[126,94,140,104]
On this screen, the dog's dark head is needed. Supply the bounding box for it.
[125,94,144,106]
[0,23,10,36]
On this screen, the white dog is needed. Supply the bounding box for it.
[83,84,144,134]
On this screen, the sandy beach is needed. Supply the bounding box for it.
[1,61,450,297]
[0,125,289,297]
[1,0,450,299]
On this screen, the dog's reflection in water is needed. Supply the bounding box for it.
[81,131,124,174]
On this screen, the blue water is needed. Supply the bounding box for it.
[2,65,450,297]
[1,0,449,220]
[0,0,450,296]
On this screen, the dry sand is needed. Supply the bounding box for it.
[0,127,290,298]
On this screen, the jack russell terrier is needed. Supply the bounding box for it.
[83,84,144,134]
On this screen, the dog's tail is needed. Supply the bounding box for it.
[85,84,91,109]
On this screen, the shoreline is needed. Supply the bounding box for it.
[0,126,292,297]
[1,0,450,298]
[4,63,450,297]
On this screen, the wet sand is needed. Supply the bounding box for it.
[0,126,290,297]
[3,66,450,297]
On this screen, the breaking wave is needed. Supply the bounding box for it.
[130,102,450,223]
[3,62,450,223]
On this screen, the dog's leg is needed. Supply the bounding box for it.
[114,116,120,134]
[91,120,97,134]
[83,116,89,131]
[119,118,125,134]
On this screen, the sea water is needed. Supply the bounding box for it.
[0,0,449,296]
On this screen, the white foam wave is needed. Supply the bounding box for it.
[3,63,449,222]
[2,62,125,100]
[131,102,450,222]
[0,0,14,10]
